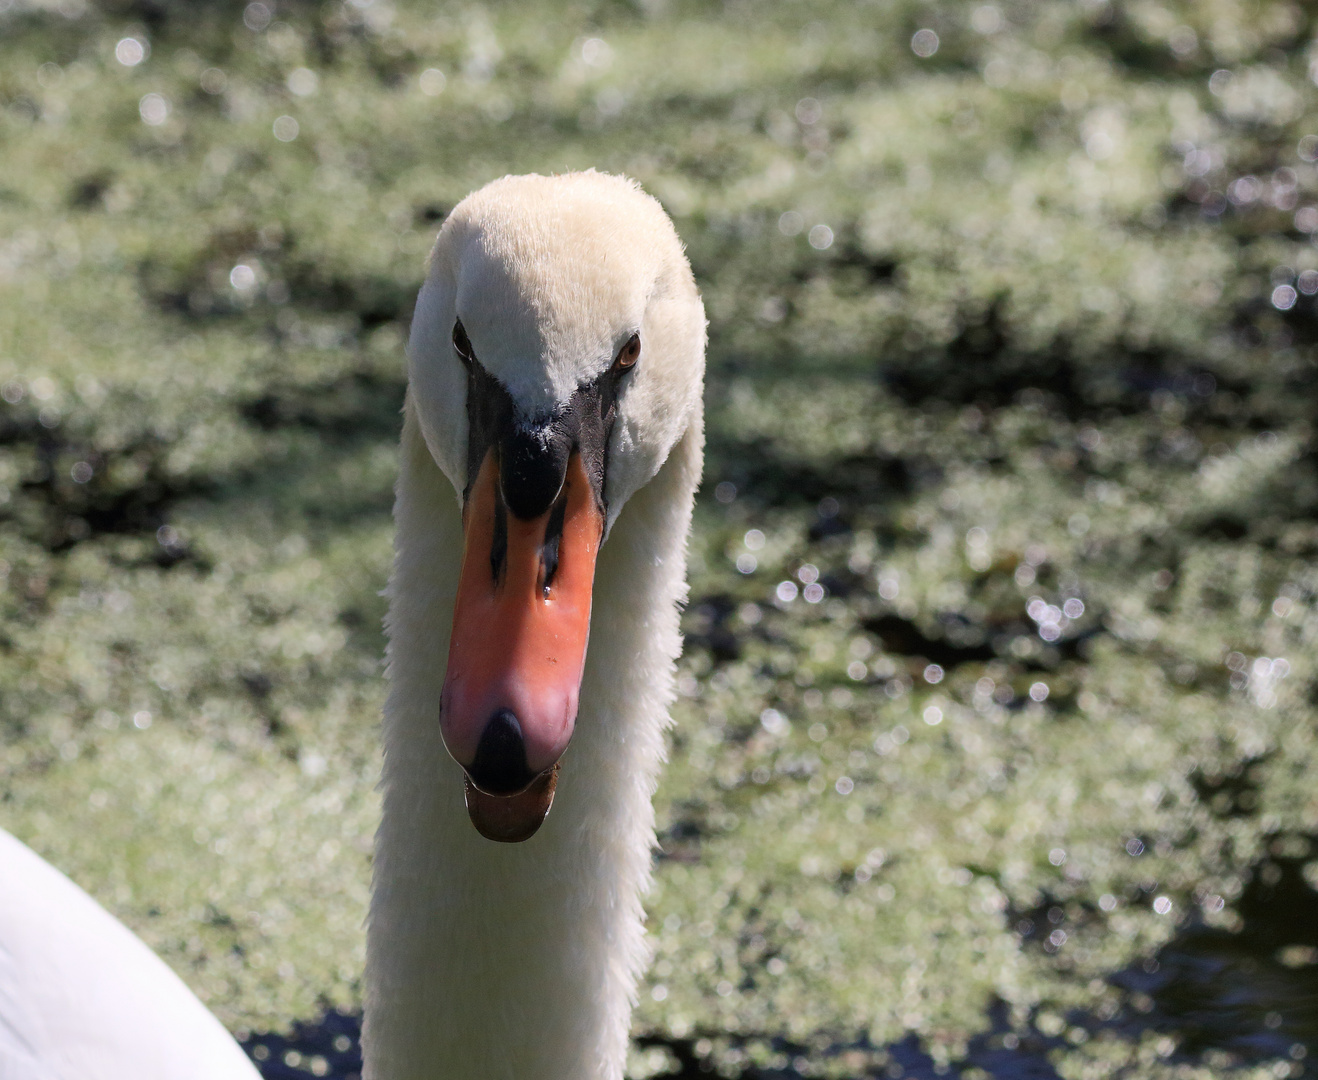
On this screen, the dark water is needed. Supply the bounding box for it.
[241,846,1318,1079]
[243,1008,362,1080]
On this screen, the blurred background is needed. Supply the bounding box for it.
[2,0,1318,1076]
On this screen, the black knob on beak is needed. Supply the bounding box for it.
[500,426,570,520]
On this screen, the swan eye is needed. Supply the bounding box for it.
[452,320,475,366]
[613,333,640,371]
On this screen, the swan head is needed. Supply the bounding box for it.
[407,171,705,842]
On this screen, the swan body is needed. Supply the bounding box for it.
[0,827,260,1080]
[365,172,706,1079]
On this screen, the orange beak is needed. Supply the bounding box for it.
[440,447,604,842]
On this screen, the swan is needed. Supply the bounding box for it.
[0,826,260,1080]
[364,171,707,1079]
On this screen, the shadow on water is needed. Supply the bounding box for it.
[1107,835,1318,1063]
[240,840,1318,1079]
[242,1008,362,1079]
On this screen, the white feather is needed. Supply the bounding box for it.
[0,828,260,1080]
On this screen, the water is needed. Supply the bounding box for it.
[242,842,1318,1078]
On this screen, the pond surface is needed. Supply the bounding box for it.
[243,890,1318,1079]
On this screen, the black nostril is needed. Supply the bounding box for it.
[467,709,535,795]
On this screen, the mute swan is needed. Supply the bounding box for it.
[365,172,706,1079]
[0,827,260,1080]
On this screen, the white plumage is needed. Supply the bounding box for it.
[365,171,707,1080]
[0,827,260,1080]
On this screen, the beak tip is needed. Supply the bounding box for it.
[463,764,559,843]
[467,707,536,795]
